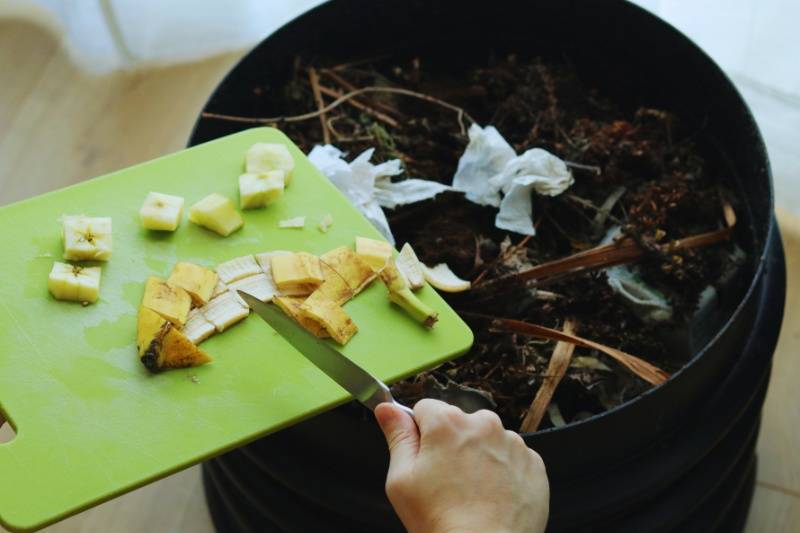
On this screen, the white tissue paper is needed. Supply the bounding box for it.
[308,145,451,244]
[601,227,673,323]
[452,125,574,235]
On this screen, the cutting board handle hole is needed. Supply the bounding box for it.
[0,410,16,444]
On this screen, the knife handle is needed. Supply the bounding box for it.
[392,400,415,419]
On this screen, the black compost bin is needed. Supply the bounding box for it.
[189,0,786,531]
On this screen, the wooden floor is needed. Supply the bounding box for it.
[0,19,798,533]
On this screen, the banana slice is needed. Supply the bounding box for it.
[62,215,112,261]
[229,273,279,303]
[396,243,425,290]
[48,262,102,304]
[422,263,471,293]
[200,291,249,332]
[189,193,243,237]
[167,262,218,306]
[139,192,184,231]
[279,216,305,229]
[141,277,192,326]
[216,255,261,284]
[182,308,216,344]
[355,236,393,271]
[245,143,295,185]
[137,307,211,372]
[299,299,358,345]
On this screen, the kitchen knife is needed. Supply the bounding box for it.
[238,291,415,417]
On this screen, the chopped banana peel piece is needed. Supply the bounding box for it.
[397,243,425,290]
[306,261,354,306]
[212,279,229,298]
[272,296,329,338]
[189,193,243,237]
[320,246,376,294]
[167,262,218,306]
[142,276,192,327]
[216,255,261,284]
[183,308,216,345]
[137,307,211,373]
[271,253,324,294]
[279,216,306,229]
[229,273,279,303]
[380,261,439,328]
[255,250,292,274]
[245,143,295,185]
[200,291,249,332]
[318,213,333,233]
[62,215,112,261]
[355,236,393,271]
[139,192,184,231]
[300,299,358,345]
[48,262,102,304]
[422,263,471,293]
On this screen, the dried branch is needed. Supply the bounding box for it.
[488,317,669,385]
[201,86,476,136]
[320,68,405,119]
[520,319,577,432]
[308,68,331,145]
[318,85,400,128]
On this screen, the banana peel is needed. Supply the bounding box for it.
[167,262,218,306]
[380,261,439,328]
[306,261,354,306]
[142,276,192,326]
[299,299,358,345]
[271,252,324,295]
[137,307,211,373]
[273,296,330,338]
[320,246,375,295]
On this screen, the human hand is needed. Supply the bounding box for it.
[375,399,549,533]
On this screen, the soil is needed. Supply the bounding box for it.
[249,52,742,430]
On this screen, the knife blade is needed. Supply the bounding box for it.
[238,291,414,417]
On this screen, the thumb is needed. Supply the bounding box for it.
[375,402,420,465]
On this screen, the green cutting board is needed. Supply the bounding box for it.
[0,127,473,532]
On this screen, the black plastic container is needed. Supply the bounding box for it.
[190,0,786,530]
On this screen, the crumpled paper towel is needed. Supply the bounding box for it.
[308,145,451,244]
[452,124,574,235]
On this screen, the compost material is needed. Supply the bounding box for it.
[214,53,743,430]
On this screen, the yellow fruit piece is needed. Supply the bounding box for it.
[139,192,184,231]
[272,296,329,338]
[355,236,393,271]
[62,215,112,261]
[167,262,218,306]
[305,261,354,306]
[141,276,192,326]
[380,261,439,328]
[422,263,471,293]
[270,253,324,295]
[189,193,243,237]
[48,261,102,303]
[320,246,376,295]
[137,307,211,373]
[239,170,285,209]
[300,299,358,345]
[245,143,295,185]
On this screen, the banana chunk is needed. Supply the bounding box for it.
[62,215,112,261]
[137,307,211,373]
[270,253,324,295]
[300,299,358,345]
[48,262,102,304]
[272,296,329,338]
[239,170,284,209]
[245,143,295,185]
[229,273,279,303]
[139,192,184,231]
[142,276,192,326]
[355,236,392,271]
[200,291,249,332]
[189,193,243,237]
[422,263,471,293]
[182,308,216,344]
[320,246,376,295]
[396,243,425,290]
[216,255,261,284]
[167,262,218,306]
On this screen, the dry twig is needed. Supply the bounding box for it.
[318,85,400,128]
[519,319,577,432]
[307,68,331,145]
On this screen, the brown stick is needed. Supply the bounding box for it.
[201,86,476,136]
[320,69,404,119]
[308,68,331,145]
[318,85,400,128]
[520,319,577,432]
[489,317,669,385]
